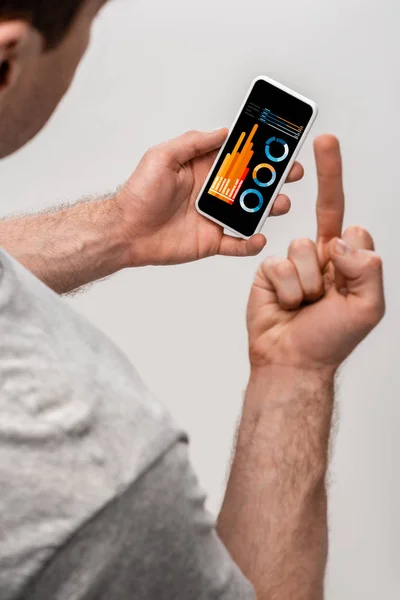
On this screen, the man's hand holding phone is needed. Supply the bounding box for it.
[117,128,304,267]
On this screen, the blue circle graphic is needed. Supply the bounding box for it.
[265,137,289,163]
[239,188,264,213]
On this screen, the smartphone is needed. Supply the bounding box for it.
[196,75,318,239]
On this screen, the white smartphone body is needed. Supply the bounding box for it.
[196,75,318,239]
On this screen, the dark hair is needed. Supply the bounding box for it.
[0,0,87,48]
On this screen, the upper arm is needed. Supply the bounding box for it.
[20,441,255,600]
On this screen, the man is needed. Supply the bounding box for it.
[0,1,385,599]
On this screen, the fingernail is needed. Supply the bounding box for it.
[335,239,350,255]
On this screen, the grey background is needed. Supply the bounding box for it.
[0,0,399,597]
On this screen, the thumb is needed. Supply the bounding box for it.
[328,238,385,317]
[165,128,228,166]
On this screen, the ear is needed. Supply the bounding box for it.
[0,20,32,92]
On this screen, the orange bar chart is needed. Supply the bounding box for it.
[208,124,258,204]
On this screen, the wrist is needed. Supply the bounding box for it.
[250,363,335,385]
[248,337,340,379]
[89,194,133,273]
[241,365,335,478]
[246,364,335,414]
[115,187,154,268]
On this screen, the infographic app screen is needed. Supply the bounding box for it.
[197,79,314,237]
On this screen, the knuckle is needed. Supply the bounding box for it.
[248,341,268,367]
[366,253,383,272]
[183,130,201,151]
[261,256,276,269]
[143,146,156,160]
[158,145,171,158]
[363,305,385,328]
[262,255,279,269]
[234,245,246,257]
[274,259,295,278]
[259,256,277,279]
[360,296,385,326]
[145,144,164,161]
[280,292,303,310]
[289,237,315,253]
[305,283,324,300]
[156,149,173,165]
[345,225,368,238]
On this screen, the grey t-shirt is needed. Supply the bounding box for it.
[0,250,254,600]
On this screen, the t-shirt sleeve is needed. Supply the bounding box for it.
[20,440,255,600]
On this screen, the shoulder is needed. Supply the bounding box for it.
[19,441,255,600]
[0,250,183,598]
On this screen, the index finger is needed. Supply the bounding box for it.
[315,135,345,244]
[160,128,228,169]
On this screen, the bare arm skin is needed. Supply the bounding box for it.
[217,136,385,599]
[218,368,333,600]
[0,129,303,294]
[0,196,129,294]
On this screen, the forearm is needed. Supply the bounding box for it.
[0,195,130,294]
[218,366,334,600]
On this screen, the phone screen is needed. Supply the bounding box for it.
[197,78,314,237]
